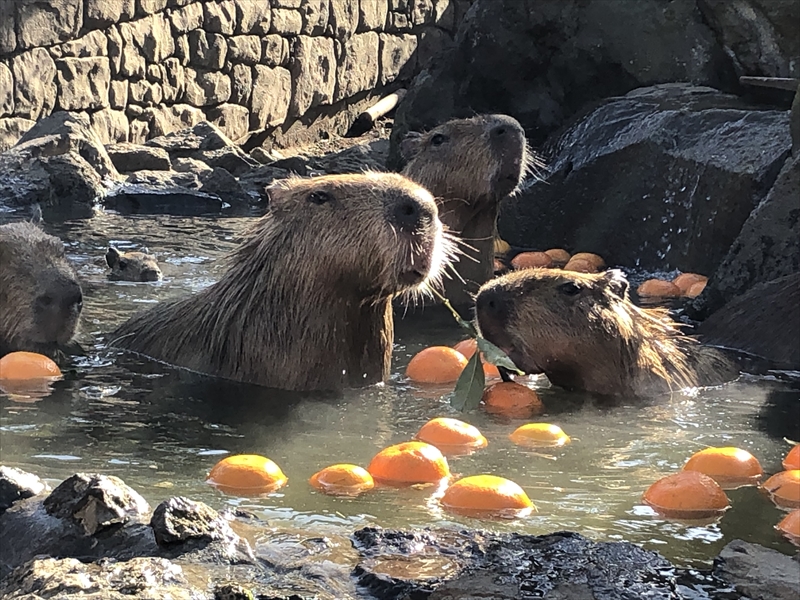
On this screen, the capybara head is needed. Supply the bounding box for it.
[112,173,455,392]
[0,222,82,356]
[476,268,733,396]
[400,114,542,307]
[106,247,162,282]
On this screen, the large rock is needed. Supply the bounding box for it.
[714,539,800,600]
[379,32,417,85]
[184,68,230,106]
[693,153,800,316]
[11,48,57,120]
[107,143,172,172]
[250,65,292,129]
[496,85,791,275]
[55,57,111,111]
[85,0,136,29]
[90,108,130,144]
[390,0,737,165]
[205,103,250,141]
[150,496,233,547]
[336,32,380,101]
[187,29,227,70]
[0,466,47,513]
[0,117,35,151]
[234,0,271,34]
[288,36,336,117]
[15,0,82,49]
[0,63,13,117]
[51,30,109,59]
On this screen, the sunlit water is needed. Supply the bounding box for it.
[1,210,798,569]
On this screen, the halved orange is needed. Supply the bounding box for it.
[509,423,570,448]
[682,447,763,489]
[440,474,535,518]
[0,352,62,379]
[309,464,374,496]
[207,454,287,495]
[406,347,468,384]
[643,471,730,520]
[783,445,800,471]
[762,470,800,509]
[776,509,800,543]
[482,382,544,418]
[415,417,487,455]
[511,252,553,270]
[367,441,450,486]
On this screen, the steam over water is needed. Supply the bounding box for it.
[1,211,798,568]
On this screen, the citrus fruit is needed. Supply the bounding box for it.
[563,258,596,273]
[783,445,800,471]
[776,509,800,542]
[544,248,571,266]
[509,423,570,448]
[637,279,681,298]
[309,464,374,496]
[406,346,468,384]
[482,382,544,418]
[672,273,707,294]
[511,252,553,270]
[643,471,730,520]
[415,417,487,455]
[453,338,477,359]
[684,280,707,298]
[440,475,535,518]
[762,470,800,509]
[0,352,62,379]
[570,252,605,270]
[367,441,450,486]
[682,447,763,489]
[207,454,287,495]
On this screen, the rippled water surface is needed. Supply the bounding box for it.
[1,211,798,568]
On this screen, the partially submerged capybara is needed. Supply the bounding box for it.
[697,273,799,371]
[476,269,736,396]
[110,173,454,391]
[0,222,83,357]
[401,114,541,306]
[106,247,162,282]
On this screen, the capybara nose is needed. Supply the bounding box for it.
[141,269,161,282]
[62,284,83,315]
[475,285,512,330]
[488,115,524,140]
[392,196,430,232]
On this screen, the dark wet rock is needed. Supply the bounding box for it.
[270,155,314,176]
[390,0,737,166]
[691,153,800,318]
[43,473,150,535]
[104,182,224,216]
[146,120,234,154]
[200,167,255,205]
[125,169,202,189]
[238,165,291,201]
[697,273,800,370]
[0,556,205,599]
[151,496,233,546]
[713,539,800,600]
[496,84,791,276]
[174,156,215,174]
[106,142,172,172]
[0,466,47,513]
[192,146,260,177]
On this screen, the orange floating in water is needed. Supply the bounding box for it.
[783,445,800,471]
[309,464,374,496]
[207,454,288,495]
[509,423,570,448]
[544,248,571,266]
[415,417,487,455]
[0,352,62,380]
[511,251,553,270]
[570,252,605,270]
[637,279,681,298]
[643,471,730,520]
[482,382,544,419]
[776,509,800,544]
[672,273,707,295]
[367,441,450,486]
[762,470,800,509]
[563,258,596,273]
[440,474,535,518]
[682,447,763,489]
[406,346,468,384]
[684,280,707,298]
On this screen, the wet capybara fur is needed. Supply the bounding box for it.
[698,273,800,371]
[401,114,542,307]
[476,269,736,397]
[110,173,454,392]
[106,247,162,282]
[0,222,83,357]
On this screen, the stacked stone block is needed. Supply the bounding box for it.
[0,0,471,150]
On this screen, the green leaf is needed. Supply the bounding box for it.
[476,336,524,375]
[450,351,485,412]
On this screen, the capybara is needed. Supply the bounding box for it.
[0,222,83,357]
[110,173,455,392]
[106,247,162,282]
[401,114,542,307]
[475,268,736,396]
[697,273,799,371]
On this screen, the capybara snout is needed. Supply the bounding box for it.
[35,274,83,345]
[106,247,162,282]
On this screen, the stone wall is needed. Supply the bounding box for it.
[0,0,469,150]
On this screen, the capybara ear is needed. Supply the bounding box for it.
[400,131,424,160]
[29,204,43,225]
[600,269,630,299]
[106,246,121,268]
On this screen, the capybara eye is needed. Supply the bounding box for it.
[308,190,333,205]
[430,133,446,146]
[119,260,128,270]
[558,282,582,296]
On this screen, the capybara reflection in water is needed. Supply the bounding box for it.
[401,114,543,307]
[0,222,83,357]
[476,269,737,396]
[106,247,162,282]
[111,173,456,392]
